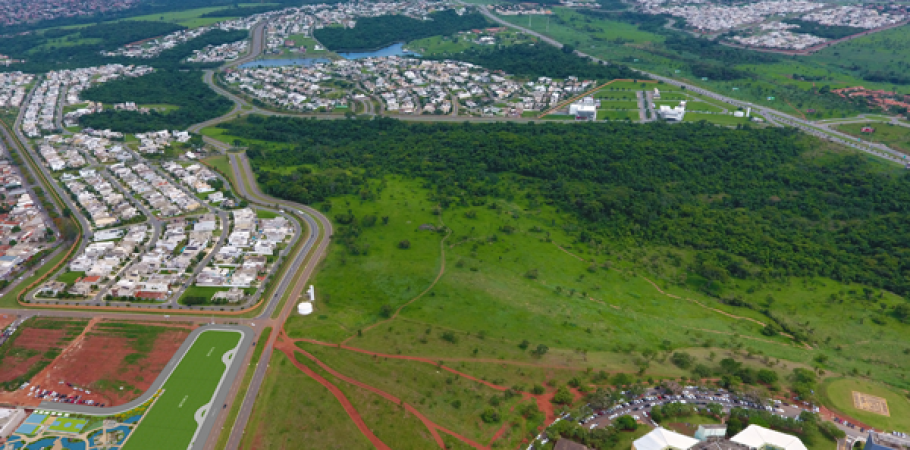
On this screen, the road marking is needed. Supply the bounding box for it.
[207,347,214,357]
[179,395,188,408]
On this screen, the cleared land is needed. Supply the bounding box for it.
[31,321,192,406]
[0,318,87,392]
[123,330,241,450]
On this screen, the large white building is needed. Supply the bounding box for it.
[731,425,808,450]
[569,96,597,120]
[658,101,686,121]
[634,427,700,450]
[634,425,807,450]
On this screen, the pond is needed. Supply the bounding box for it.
[338,43,420,59]
[239,57,331,68]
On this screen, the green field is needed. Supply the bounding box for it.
[597,110,638,120]
[835,122,910,155]
[598,100,639,109]
[820,378,910,431]
[239,350,373,450]
[48,417,87,433]
[123,330,241,450]
[683,112,751,126]
[56,271,84,284]
[255,209,279,219]
[179,286,231,304]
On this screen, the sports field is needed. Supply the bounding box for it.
[122,330,242,450]
[821,378,910,431]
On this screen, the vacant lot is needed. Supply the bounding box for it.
[836,122,910,155]
[0,318,87,392]
[33,321,192,406]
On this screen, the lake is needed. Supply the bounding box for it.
[338,43,420,59]
[239,57,331,69]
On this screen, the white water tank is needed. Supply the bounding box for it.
[297,302,313,315]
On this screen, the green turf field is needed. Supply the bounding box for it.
[820,378,910,431]
[123,330,242,450]
[48,417,87,433]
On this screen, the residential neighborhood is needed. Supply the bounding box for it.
[0,0,140,26]
[225,57,597,117]
[0,72,32,109]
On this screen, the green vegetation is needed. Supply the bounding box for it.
[596,110,638,121]
[124,330,240,450]
[255,209,279,219]
[79,70,233,132]
[215,326,271,450]
[820,378,910,431]
[682,112,752,126]
[239,350,372,450]
[56,271,85,284]
[315,9,489,52]
[407,30,530,55]
[835,122,910,155]
[425,43,641,80]
[782,19,864,40]
[178,286,246,306]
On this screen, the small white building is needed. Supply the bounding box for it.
[297,302,313,315]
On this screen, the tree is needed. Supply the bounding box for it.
[614,415,638,431]
[379,304,393,318]
[532,344,549,357]
[480,408,501,423]
[670,352,694,369]
[757,369,778,384]
[398,240,410,249]
[518,340,530,350]
[552,386,573,405]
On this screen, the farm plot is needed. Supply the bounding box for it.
[30,321,193,407]
[0,318,88,392]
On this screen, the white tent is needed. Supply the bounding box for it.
[633,427,700,450]
[731,425,807,450]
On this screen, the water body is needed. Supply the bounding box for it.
[338,43,420,59]
[239,57,331,69]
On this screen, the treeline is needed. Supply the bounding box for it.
[314,9,489,52]
[228,116,910,298]
[79,70,232,132]
[425,44,641,80]
[861,70,910,86]
[783,19,864,40]
[0,23,246,73]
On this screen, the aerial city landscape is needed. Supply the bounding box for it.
[1,0,910,448]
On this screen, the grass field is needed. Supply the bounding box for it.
[255,209,279,219]
[179,286,232,305]
[239,350,373,450]
[820,378,910,431]
[835,122,910,155]
[56,271,84,284]
[123,330,241,450]
[683,112,751,126]
[201,155,235,186]
[598,100,640,109]
[597,110,638,121]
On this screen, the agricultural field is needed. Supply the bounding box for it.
[124,330,242,450]
[0,318,88,393]
[820,378,910,431]
[835,122,910,155]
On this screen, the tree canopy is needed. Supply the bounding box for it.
[226,116,910,300]
[79,70,233,132]
[315,9,489,52]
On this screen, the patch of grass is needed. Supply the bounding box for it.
[819,377,910,431]
[835,122,910,155]
[178,286,231,305]
[255,209,279,219]
[0,248,72,308]
[597,110,638,121]
[56,271,84,284]
[542,114,576,120]
[124,330,241,450]
[239,350,373,450]
[683,113,751,126]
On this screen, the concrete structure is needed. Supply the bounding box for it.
[695,424,728,441]
[659,101,686,121]
[568,96,597,120]
[864,433,898,450]
[0,408,26,439]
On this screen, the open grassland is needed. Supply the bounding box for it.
[239,350,373,450]
[835,122,910,155]
[596,110,638,121]
[124,330,241,450]
[295,341,532,448]
[820,378,910,431]
[280,175,910,395]
[683,112,752,126]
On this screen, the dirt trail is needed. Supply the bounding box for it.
[275,341,391,450]
[341,217,451,345]
[285,337,489,449]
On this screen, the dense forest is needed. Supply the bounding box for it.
[783,19,864,40]
[425,44,641,80]
[314,9,489,52]
[0,22,246,73]
[224,115,910,298]
[79,70,232,132]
